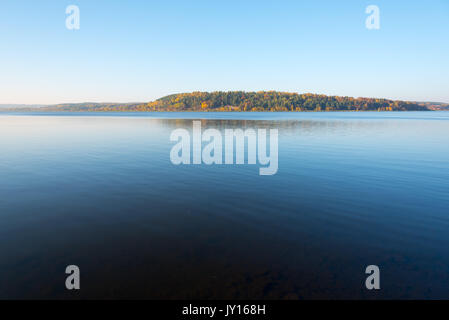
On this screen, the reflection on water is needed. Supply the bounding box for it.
[0,112,449,299]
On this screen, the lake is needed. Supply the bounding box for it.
[0,112,448,299]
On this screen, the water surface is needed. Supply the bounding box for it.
[1,112,448,299]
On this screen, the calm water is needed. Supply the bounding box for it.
[1,112,448,299]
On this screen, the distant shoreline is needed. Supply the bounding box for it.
[0,108,444,113]
[2,91,448,112]
[1,109,443,113]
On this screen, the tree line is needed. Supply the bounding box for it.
[5,91,434,112]
[112,91,431,112]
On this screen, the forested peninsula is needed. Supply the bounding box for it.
[5,91,446,112]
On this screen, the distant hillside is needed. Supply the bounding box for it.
[2,102,143,112]
[133,92,431,112]
[0,104,47,109]
[416,102,449,111]
[2,92,446,112]
[44,102,144,111]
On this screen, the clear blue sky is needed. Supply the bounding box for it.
[0,0,448,104]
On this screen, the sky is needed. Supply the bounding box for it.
[0,0,448,104]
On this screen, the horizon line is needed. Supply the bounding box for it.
[2,91,449,106]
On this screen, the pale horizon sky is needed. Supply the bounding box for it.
[1,0,448,104]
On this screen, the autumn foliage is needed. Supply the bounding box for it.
[131,91,430,112]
